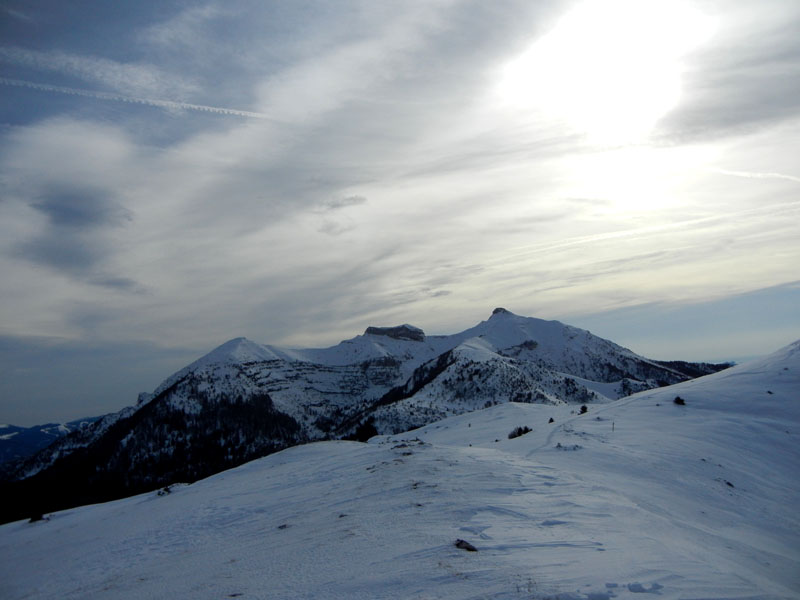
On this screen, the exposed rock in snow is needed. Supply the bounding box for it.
[364,324,426,342]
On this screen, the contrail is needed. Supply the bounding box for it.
[711,167,800,184]
[0,77,274,120]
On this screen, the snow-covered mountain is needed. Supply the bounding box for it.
[0,340,796,599]
[0,417,100,466]
[0,309,729,524]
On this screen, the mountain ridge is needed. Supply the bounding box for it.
[0,416,101,466]
[0,309,732,524]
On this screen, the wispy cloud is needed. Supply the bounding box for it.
[657,2,800,140]
[13,186,139,288]
[317,219,355,236]
[0,46,195,99]
[30,188,131,229]
[322,195,368,211]
[0,6,32,23]
[138,4,229,49]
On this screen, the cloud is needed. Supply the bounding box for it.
[86,276,147,293]
[657,2,800,141]
[30,188,132,229]
[1,116,136,189]
[11,187,131,274]
[0,6,32,22]
[322,195,368,211]
[0,46,196,99]
[0,119,143,288]
[314,196,368,233]
[137,4,229,49]
[317,219,355,236]
[15,234,104,274]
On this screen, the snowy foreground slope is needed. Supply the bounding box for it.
[1,342,797,600]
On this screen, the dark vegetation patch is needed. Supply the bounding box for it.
[508,426,532,439]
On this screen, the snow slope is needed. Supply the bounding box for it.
[1,341,797,599]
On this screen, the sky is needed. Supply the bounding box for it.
[1,0,799,425]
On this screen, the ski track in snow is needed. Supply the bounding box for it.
[1,343,798,599]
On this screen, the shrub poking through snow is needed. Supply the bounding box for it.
[579,405,588,414]
[674,396,686,405]
[348,419,378,442]
[508,425,532,439]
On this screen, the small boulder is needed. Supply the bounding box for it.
[455,539,478,552]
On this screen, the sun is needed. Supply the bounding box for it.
[496,0,715,145]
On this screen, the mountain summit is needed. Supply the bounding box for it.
[0,310,731,523]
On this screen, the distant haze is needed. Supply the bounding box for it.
[1,1,799,425]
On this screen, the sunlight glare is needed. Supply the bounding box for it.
[562,144,720,214]
[497,0,715,145]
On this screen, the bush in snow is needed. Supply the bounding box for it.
[508,425,532,439]
[674,396,686,405]
[579,405,588,414]
[347,419,378,442]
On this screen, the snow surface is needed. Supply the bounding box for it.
[1,342,797,599]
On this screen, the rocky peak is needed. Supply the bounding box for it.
[364,324,425,342]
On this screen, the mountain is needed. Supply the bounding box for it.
[0,340,796,599]
[0,417,100,466]
[0,309,730,524]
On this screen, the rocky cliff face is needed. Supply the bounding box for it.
[364,324,426,342]
[0,309,730,523]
